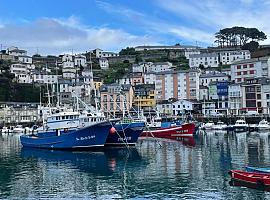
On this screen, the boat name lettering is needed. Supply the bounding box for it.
[176,130,188,133]
[117,137,132,141]
[76,135,96,141]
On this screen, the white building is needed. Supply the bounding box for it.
[93,48,118,58]
[199,85,209,101]
[132,62,153,73]
[18,55,32,64]
[219,50,250,65]
[200,72,228,87]
[10,63,32,83]
[156,100,173,115]
[262,83,270,114]
[62,61,76,79]
[74,54,86,67]
[228,84,242,115]
[188,69,200,100]
[144,72,156,84]
[202,101,216,116]
[99,58,109,69]
[7,46,27,56]
[231,57,270,83]
[172,99,200,115]
[61,54,76,79]
[149,62,174,73]
[33,74,60,84]
[189,53,219,68]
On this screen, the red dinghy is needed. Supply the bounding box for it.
[229,170,270,186]
[140,123,195,140]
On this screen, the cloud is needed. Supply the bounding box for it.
[96,1,214,46]
[0,16,156,55]
[156,0,270,44]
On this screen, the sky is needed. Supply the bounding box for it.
[0,0,269,55]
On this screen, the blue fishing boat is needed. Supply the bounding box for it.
[246,166,270,173]
[20,121,114,149]
[106,121,145,146]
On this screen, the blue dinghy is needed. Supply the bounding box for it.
[20,121,113,149]
[246,166,270,173]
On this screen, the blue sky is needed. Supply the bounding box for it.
[0,0,269,55]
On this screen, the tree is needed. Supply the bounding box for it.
[119,47,138,55]
[214,27,267,48]
[242,41,259,52]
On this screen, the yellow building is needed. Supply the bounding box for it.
[133,84,156,109]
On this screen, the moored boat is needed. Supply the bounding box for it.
[20,121,114,149]
[105,121,145,146]
[79,110,146,146]
[1,126,9,134]
[140,123,195,140]
[204,121,215,130]
[229,170,270,186]
[233,119,248,132]
[13,125,25,134]
[212,121,227,130]
[246,166,270,173]
[257,119,270,131]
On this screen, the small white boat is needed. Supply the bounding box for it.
[24,127,33,134]
[204,121,215,130]
[1,126,9,134]
[13,125,25,134]
[212,121,227,130]
[233,119,248,132]
[257,119,270,131]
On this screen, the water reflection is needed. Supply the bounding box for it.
[2,132,270,199]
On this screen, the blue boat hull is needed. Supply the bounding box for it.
[20,121,112,149]
[105,122,145,146]
[246,166,270,173]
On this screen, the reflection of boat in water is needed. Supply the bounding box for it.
[21,147,142,175]
[229,179,270,192]
[176,136,196,147]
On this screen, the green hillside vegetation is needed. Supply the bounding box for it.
[101,62,132,84]
[0,59,46,102]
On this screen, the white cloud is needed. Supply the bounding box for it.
[97,1,214,46]
[0,16,156,55]
[157,0,270,44]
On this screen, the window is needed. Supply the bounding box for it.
[250,64,254,68]
[243,65,247,68]
[267,94,270,99]
[237,72,241,75]
[257,102,262,107]
[250,70,255,74]
[243,71,247,75]
[237,65,241,69]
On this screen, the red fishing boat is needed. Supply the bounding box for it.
[229,170,270,186]
[140,123,195,140]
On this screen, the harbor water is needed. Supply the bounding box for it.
[1,131,270,199]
